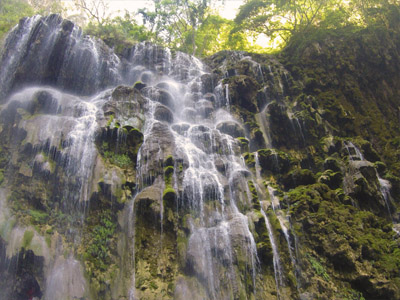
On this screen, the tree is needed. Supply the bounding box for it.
[28,0,64,15]
[0,0,34,41]
[138,0,211,54]
[84,12,152,54]
[234,0,400,49]
[235,0,348,44]
[194,15,257,56]
[74,0,109,25]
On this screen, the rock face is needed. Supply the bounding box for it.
[0,14,399,300]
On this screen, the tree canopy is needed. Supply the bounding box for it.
[1,0,400,55]
[234,0,400,49]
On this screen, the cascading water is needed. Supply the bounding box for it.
[253,153,285,296]
[344,141,395,217]
[126,45,262,299]
[0,13,346,300]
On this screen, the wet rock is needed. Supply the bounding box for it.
[195,100,214,118]
[282,168,316,189]
[174,278,202,300]
[105,86,147,130]
[135,185,162,218]
[140,121,175,176]
[28,90,61,115]
[257,148,292,174]
[201,73,218,93]
[203,93,216,103]
[172,123,190,135]
[318,170,343,189]
[141,86,175,109]
[182,108,196,121]
[214,157,226,174]
[1,14,121,98]
[265,102,304,149]
[44,256,87,300]
[216,121,245,138]
[0,243,44,300]
[323,157,341,172]
[350,160,376,182]
[224,75,259,112]
[154,104,174,123]
[133,81,146,90]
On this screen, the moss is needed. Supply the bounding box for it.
[22,230,34,249]
[106,114,114,127]
[374,161,386,176]
[133,81,146,90]
[164,155,174,167]
[257,148,293,174]
[163,165,175,189]
[247,180,260,209]
[339,287,366,300]
[163,187,176,202]
[281,167,316,189]
[237,137,250,152]
[243,152,255,168]
[164,165,174,175]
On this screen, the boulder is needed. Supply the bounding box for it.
[224,75,258,112]
[216,121,245,138]
[135,185,162,218]
[154,104,174,123]
[141,87,175,109]
[195,100,214,118]
[282,168,316,189]
[257,148,292,174]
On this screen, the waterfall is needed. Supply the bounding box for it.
[0,14,309,299]
[344,141,394,218]
[130,47,261,299]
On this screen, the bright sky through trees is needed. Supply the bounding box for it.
[62,0,244,20]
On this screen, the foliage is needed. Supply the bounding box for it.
[307,253,330,281]
[194,14,259,56]
[85,212,116,272]
[29,0,64,15]
[73,0,109,25]
[234,0,400,49]
[0,0,64,41]
[0,0,34,40]
[138,0,210,55]
[103,151,132,168]
[28,209,49,224]
[84,13,152,54]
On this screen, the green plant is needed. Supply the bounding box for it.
[28,209,48,224]
[307,254,330,281]
[103,151,132,168]
[106,115,114,127]
[85,214,116,272]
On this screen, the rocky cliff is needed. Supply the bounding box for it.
[0,15,399,300]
